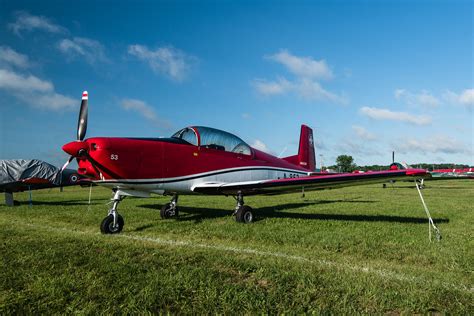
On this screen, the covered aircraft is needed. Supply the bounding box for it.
[0,159,87,206]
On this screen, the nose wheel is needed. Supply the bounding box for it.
[100,213,124,234]
[101,190,125,234]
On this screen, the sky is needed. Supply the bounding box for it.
[0,0,473,168]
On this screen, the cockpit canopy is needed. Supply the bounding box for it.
[171,126,252,155]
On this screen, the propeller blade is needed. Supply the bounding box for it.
[77,91,88,141]
[59,155,74,187]
[61,155,75,172]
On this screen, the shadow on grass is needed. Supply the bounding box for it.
[138,200,449,225]
[14,200,103,206]
[134,224,155,231]
[257,208,450,224]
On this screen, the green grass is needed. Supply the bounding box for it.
[1,180,473,314]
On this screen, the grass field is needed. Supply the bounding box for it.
[1,180,473,314]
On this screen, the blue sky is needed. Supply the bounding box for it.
[0,0,472,168]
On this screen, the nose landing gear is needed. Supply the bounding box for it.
[100,190,125,234]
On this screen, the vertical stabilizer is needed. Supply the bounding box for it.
[283,125,316,171]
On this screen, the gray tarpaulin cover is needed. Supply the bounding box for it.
[0,159,61,186]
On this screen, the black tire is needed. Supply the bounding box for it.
[235,205,254,223]
[100,214,124,234]
[160,203,178,219]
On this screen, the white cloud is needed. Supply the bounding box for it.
[252,77,292,96]
[8,11,67,36]
[241,113,251,119]
[443,89,474,108]
[359,106,431,125]
[254,50,345,104]
[0,69,53,92]
[128,45,196,81]
[296,79,348,104]
[395,135,469,155]
[394,89,405,99]
[0,68,75,110]
[0,46,29,68]
[20,92,76,110]
[253,77,347,104]
[352,125,376,140]
[251,139,272,154]
[395,89,440,107]
[58,37,107,64]
[267,50,333,80]
[121,98,171,128]
[459,89,474,106]
[336,139,382,156]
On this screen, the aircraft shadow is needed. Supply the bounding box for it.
[13,200,103,206]
[256,208,449,224]
[139,200,449,224]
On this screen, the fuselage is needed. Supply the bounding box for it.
[74,136,310,195]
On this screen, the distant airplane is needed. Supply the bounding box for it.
[389,163,474,180]
[0,159,88,206]
[62,91,430,234]
[430,168,474,179]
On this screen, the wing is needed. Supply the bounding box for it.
[192,169,430,195]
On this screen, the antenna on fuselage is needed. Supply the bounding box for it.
[277,146,288,158]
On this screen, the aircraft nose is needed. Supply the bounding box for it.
[62,141,89,156]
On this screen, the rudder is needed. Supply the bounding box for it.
[283,125,316,171]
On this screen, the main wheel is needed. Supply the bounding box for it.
[160,203,178,219]
[235,205,254,223]
[100,214,124,234]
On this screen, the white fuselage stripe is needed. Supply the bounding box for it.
[95,166,309,184]
[95,166,309,194]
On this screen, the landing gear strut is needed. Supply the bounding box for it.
[100,190,125,234]
[161,194,179,219]
[234,192,254,223]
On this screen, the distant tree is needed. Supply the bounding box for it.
[336,155,357,172]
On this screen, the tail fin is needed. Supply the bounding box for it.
[283,125,316,171]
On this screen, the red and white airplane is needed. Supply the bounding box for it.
[62,92,430,234]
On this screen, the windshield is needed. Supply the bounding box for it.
[171,126,252,155]
[171,128,198,145]
[196,126,251,155]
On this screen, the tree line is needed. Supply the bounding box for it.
[326,155,471,173]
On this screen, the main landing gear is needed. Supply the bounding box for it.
[160,194,179,219]
[100,190,125,234]
[234,192,254,224]
[99,191,254,233]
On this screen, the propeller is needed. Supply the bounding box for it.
[60,156,75,173]
[59,91,89,179]
[77,91,88,141]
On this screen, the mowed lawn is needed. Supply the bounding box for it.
[1,180,472,314]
